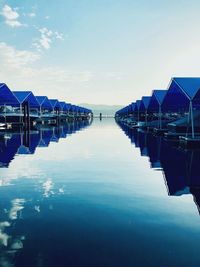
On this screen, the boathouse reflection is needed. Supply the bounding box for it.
[0,120,92,168]
[117,121,200,214]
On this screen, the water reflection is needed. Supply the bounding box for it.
[0,195,26,267]
[1,119,200,266]
[0,120,91,266]
[117,121,200,213]
[0,120,91,168]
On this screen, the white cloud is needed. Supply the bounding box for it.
[37,28,53,49]
[0,42,92,81]
[1,5,23,28]
[0,42,40,68]
[32,41,41,52]
[28,12,36,18]
[2,5,19,20]
[39,27,53,36]
[33,27,64,50]
[39,34,51,49]
[55,31,64,40]
[45,16,50,20]
[0,42,93,101]
[5,19,22,27]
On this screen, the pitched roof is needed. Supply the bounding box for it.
[0,83,18,105]
[173,77,200,99]
[148,90,167,111]
[36,96,53,110]
[140,96,151,111]
[13,91,40,108]
[49,99,61,109]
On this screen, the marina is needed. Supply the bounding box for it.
[116,77,200,148]
[0,83,93,129]
[1,1,200,266]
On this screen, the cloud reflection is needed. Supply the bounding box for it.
[0,222,10,247]
[9,199,25,220]
[43,179,54,198]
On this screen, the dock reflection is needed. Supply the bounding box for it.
[117,121,200,214]
[0,119,93,266]
[0,120,92,168]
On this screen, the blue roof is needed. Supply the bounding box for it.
[116,77,200,115]
[136,100,141,109]
[70,105,78,112]
[13,91,40,108]
[85,108,92,113]
[64,104,69,112]
[154,90,167,104]
[116,104,133,115]
[65,103,71,110]
[173,77,200,99]
[131,102,136,112]
[0,83,18,106]
[49,99,61,109]
[59,101,66,110]
[148,90,167,112]
[59,101,71,111]
[162,78,200,112]
[140,96,151,112]
[35,96,53,110]
[142,96,151,109]
[76,106,81,112]
[79,107,84,113]
[133,100,141,112]
[69,105,74,111]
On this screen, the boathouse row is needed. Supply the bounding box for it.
[0,83,93,126]
[115,77,200,146]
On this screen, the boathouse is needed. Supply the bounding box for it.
[147,90,167,129]
[140,96,151,123]
[0,83,19,124]
[162,77,200,138]
[36,96,53,114]
[49,99,61,114]
[0,83,18,107]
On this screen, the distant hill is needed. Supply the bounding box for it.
[79,103,123,117]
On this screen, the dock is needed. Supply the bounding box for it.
[0,83,93,129]
[115,77,200,147]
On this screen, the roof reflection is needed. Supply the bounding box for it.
[117,120,200,214]
[0,120,92,168]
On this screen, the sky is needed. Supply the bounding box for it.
[1,0,200,105]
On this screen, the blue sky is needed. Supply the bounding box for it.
[0,0,200,105]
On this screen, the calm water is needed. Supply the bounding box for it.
[0,119,200,267]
